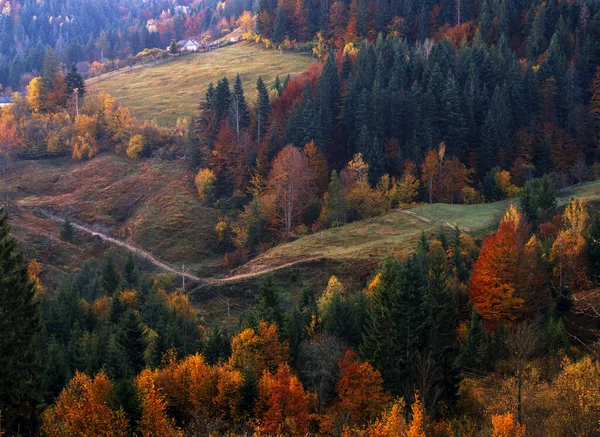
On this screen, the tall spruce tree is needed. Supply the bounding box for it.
[0,208,42,433]
[230,73,250,133]
[361,257,403,390]
[256,76,270,145]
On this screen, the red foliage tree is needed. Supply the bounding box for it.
[256,364,314,436]
[468,206,546,322]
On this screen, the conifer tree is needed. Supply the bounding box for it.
[256,76,270,145]
[254,276,284,329]
[60,216,74,243]
[123,253,139,288]
[362,257,402,390]
[322,170,346,227]
[0,208,42,433]
[101,254,120,295]
[230,73,250,134]
[455,309,488,371]
[215,77,232,121]
[65,65,85,97]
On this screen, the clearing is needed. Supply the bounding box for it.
[88,42,314,126]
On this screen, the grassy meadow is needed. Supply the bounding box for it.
[88,43,314,126]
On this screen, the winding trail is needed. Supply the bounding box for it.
[38,209,324,284]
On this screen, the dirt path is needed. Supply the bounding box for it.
[38,209,324,284]
[38,209,205,283]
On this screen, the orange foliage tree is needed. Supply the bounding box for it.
[491,413,526,437]
[229,321,290,378]
[323,349,390,433]
[136,369,183,437]
[42,371,128,437]
[150,352,244,423]
[439,156,469,203]
[407,393,427,437]
[255,364,314,436]
[263,145,314,236]
[468,205,546,322]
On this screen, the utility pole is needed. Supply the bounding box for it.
[227,299,231,324]
[182,264,185,292]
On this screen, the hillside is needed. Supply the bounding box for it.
[87,43,314,126]
[7,153,600,322]
[0,156,224,285]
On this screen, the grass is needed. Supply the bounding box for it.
[88,43,314,126]
[2,155,224,276]
[220,180,600,293]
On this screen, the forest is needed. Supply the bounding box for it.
[3,0,600,435]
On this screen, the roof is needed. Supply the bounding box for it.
[0,97,13,103]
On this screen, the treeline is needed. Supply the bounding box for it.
[0,47,184,169]
[189,4,600,256]
[4,193,600,436]
[0,0,255,90]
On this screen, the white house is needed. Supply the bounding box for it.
[178,39,200,52]
[0,97,13,108]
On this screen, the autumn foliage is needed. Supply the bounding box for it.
[42,371,128,437]
[468,205,545,322]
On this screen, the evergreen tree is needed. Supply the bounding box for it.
[323,170,346,227]
[272,4,288,44]
[230,73,250,132]
[61,216,74,243]
[0,208,42,433]
[101,254,120,295]
[168,39,179,54]
[254,276,284,329]
[455,308,488,371]
[204,327,232,365]
[65,65,85,97]
[535,174,557,220]
[116,310,146,378]
[423,241,458,403]
[361,257,402,391]
[215,77,232,121]
[519,180,538,222]
[123,253,138,288]
[256,76,270,145]
[316,52,340,154]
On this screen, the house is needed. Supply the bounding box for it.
[178,39,200,52]
[230,36,239,43]
[0,96,13,108]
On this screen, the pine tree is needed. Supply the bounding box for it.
[101,255,120,295]
[230,73,250,134]
[323,170,346,227]
[61,216,74,243]
[123,253,139,288]
[215,77,232,121]
[256,76,270,145]
[65,65,85,97]
[455,308,488,371]
[116,310,147,378]
[361,257,402,391]
[0,208,42,433]
[316,52,340,153]
[272,4,288,44]
[535,174,557,221]
[518,180,538,222]
[254,276,284,329]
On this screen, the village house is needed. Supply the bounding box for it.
[0,96,13,108]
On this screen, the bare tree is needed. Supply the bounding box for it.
[298,334,344,413]
[505,321,541,424]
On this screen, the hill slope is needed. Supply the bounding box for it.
[88,43,314,126]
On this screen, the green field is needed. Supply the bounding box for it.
[88,43,314,126]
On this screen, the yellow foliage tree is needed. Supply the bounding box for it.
[194,168,216,204]
[26,77,45,113]
[127,134,145,159]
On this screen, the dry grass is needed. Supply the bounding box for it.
[88,43,314,126]
[2,155,222,274]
